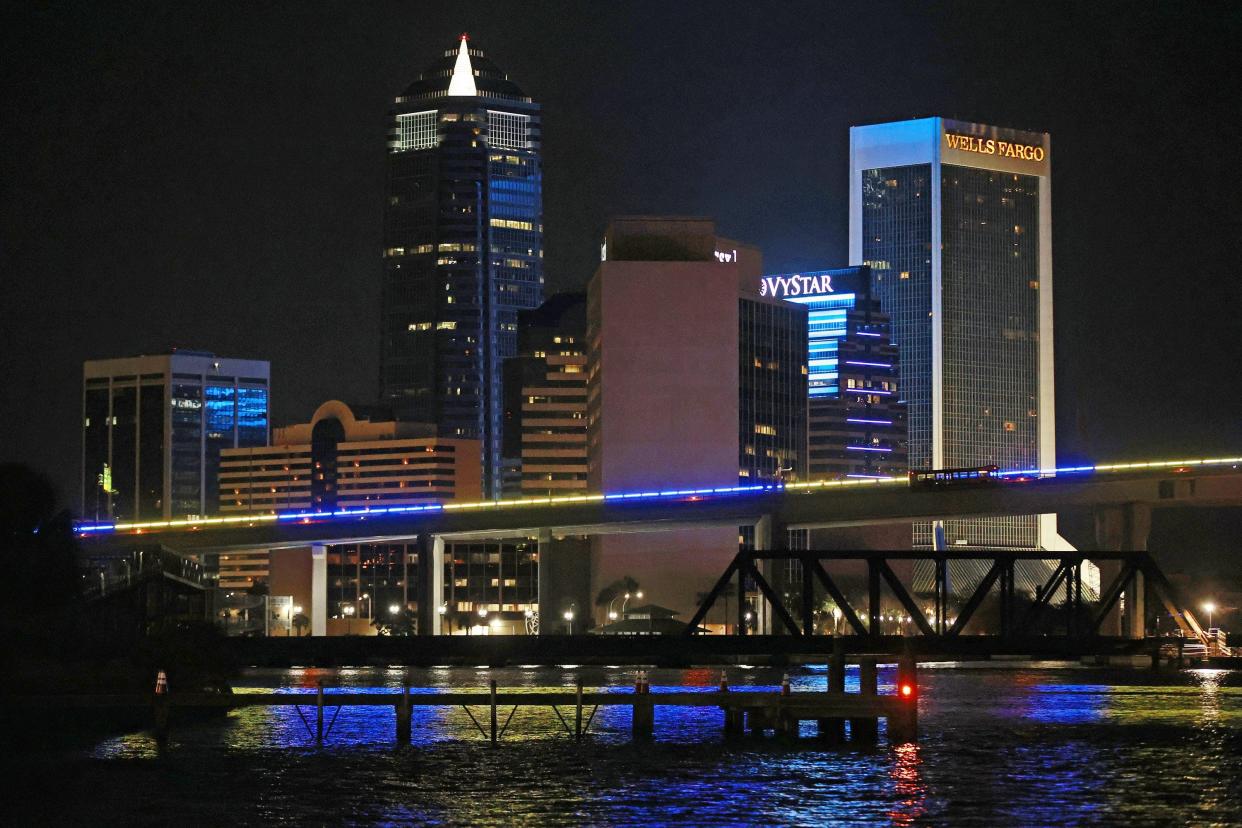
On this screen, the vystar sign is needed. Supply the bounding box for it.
[760,273,834,298]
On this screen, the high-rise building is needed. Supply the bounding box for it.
[380,35,544,498]
[850,118,1070,552]
[501,292,589,497]
[81,351,270,523]
[587,217,806,618]
[215,400,484,631]
[760,267,907,479]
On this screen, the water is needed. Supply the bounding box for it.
[10,664,1242,825]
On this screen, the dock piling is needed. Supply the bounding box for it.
[575,680,584,741]
[819,639,847,743]
[891,644,919,743]
[316,682,324,744]
[489,679,498,745]
[853,657,879,743]
[631,671,654,739]
[396,686,411,745]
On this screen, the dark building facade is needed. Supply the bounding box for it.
[381,35,543,497]
[738,295,808,484]
[502,292,589,497]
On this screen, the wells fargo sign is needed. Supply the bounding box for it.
[944,133,1045,162]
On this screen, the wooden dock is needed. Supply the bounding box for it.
[14,654,919,748]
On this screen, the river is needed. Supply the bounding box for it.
[10,664,1241,825]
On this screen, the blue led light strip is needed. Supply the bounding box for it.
[72,455,1242,536]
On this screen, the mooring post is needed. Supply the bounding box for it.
[575,679,584,741]
[396,686,412,745]
[316,682,324,744]
[631,671,654,740]
[152,670,170,750]
[489,679,498,745]
[721,671,742,738]
[853,657,879,743]
[892,642,919,743]
[819,638,847,743]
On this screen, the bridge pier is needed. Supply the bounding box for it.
[311,544,327,637]
[1094,503,1149,638]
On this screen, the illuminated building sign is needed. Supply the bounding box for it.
[714,248,738,263]
[944,133,1045,162]
[760,273,834,298]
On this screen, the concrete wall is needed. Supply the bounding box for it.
[587,259,743,619]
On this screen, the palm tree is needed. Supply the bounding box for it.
[595,575,640,623]
[291,613,310,636]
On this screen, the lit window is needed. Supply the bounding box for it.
[395,111,438,151]
[487,110,530,150]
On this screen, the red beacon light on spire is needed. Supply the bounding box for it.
[459,32,470,41]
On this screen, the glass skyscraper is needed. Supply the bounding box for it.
[850,118,1069,554]
[82,351,270,522]
[762,267,908,480]
[381,35,543,497]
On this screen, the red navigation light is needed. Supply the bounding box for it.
[687,495,702,502]
[900,683,915,698]
[1174,467,1189,473]
[301,517,311,524]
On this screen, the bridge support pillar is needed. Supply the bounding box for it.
[753,515,792,636]
[537,532,591,635]
[310,544,327,637]
[1093,503,1150,638]
[416,534,437,637]
[431,536,445,635]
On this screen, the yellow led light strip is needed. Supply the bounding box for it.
[81,455,1242,535]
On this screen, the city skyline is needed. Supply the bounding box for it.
[2,4,1239,530]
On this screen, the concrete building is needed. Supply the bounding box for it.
[501,293,589,497]
[215,401,482,630]
[82,350,270,523]
[380,35,544,497]
[586,217,806,620]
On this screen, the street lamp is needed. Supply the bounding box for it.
[438,602,449,635]
[1202,601,1216,629]
[389,604,401,615]
[343,603,356,635]
[623,590,643,616]
[563,607,575,635]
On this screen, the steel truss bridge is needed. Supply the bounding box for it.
[76,456,1242,649]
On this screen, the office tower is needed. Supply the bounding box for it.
[850,118,1069,552]
[761,266,907,479]
[82,351,269,522]
[216,400,488,631]
[501,292,589,497]
[587,217,806,618]
[380,35,544,498]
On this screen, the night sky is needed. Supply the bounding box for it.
[3,2,1240,574]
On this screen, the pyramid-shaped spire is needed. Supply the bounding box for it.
[447,34,477,97]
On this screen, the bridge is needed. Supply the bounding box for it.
[75,455,1242,645]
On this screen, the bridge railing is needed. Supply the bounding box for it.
[79,545,206,600]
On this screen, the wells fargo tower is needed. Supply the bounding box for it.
[381,35,543,497]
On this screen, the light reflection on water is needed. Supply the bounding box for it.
[21,665,1242,825]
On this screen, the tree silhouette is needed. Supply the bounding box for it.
[291,613,310,636]
[0,463,81,621]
